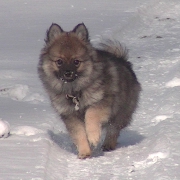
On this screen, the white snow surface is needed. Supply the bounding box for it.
[0,119,10,138]
[0,0,180,179]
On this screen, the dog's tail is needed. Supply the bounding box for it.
[98,39,128,60]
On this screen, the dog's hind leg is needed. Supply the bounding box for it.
[102,124,120,151]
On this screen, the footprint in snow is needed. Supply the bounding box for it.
[151,115,172,126]
[129,152,169,173]
[0,120,44,138]
[0,84,45,103]
[11,126,44,136]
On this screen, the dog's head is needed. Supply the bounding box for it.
[41,23,96,86]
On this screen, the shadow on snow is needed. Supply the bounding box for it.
[48,128,145,158]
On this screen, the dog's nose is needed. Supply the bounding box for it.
[64,70,73,78]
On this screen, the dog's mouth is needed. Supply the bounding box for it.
[61,77,77,83]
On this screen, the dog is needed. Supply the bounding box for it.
[38,23,141,159]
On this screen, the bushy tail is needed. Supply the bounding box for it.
[98,39,128,60]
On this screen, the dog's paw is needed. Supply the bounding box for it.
[102,136,117,152]
[77,141,91,159]
[78,152,91,159]
[102,144,116,152]
[78,146,91,159]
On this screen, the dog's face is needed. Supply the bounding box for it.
[41,23,94,86]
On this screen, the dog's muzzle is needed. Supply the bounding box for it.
[61,70,78,83]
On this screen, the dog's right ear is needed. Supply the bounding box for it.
[45,23,64,43]
[72,23,89,42]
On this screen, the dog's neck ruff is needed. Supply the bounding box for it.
[66,94,80,111]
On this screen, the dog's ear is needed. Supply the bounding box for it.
[45,23,64,43]
[72,23,89,42]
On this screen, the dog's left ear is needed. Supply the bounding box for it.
[72,23,89,42]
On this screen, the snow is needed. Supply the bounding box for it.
[11,126,44,136]
[0,0,180,179]
[166,77,180,87]
[0,84,45,103]
[0,119,10,138]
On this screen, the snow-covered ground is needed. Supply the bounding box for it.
[0,0,180,179]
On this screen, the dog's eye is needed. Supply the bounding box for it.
[56,59,63,66]
[73,59,80,67]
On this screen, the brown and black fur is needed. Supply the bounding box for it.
[38,23,141,159]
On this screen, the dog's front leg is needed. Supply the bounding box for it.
[85,106,110,147]
[63,115,91,159]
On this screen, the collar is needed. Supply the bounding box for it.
[66,94,80,111]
